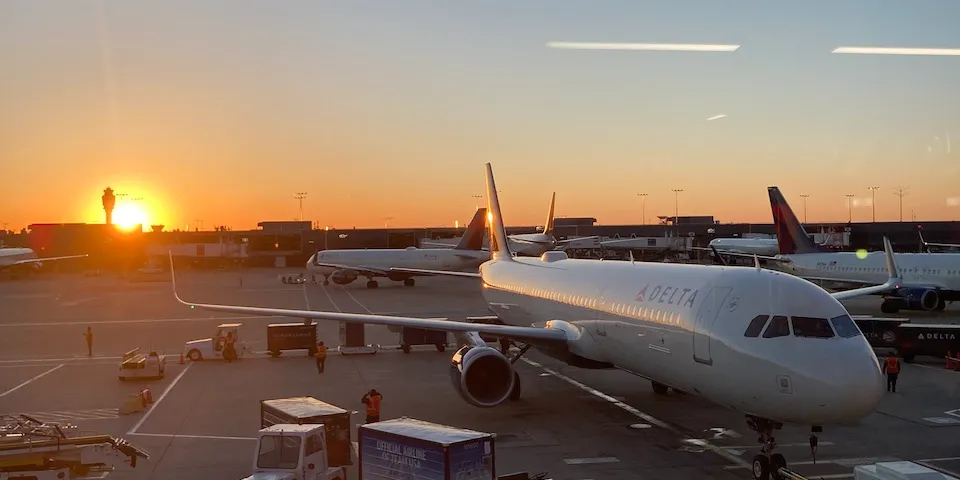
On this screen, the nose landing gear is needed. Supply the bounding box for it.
[746,415,786,480]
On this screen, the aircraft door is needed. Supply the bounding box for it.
[692,286,733,366]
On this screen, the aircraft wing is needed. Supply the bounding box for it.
[313,262,390,277]
[555,236,600,244]
[389,267,481,278]
[701,250,785,262]
[828,237,903,301]
[9,254,88,266]
[170,255,562,345]
[420,241,457,249]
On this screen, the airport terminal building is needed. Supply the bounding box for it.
[4,215,958,273]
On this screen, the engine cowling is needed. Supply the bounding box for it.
[449,345,516,408]
[898,287,940,311]
[331,270,357,285]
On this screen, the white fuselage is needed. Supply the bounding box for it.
[709,238,780,256]
[507,234,556,257]
[0,248,37,268]
[308,248,489,276]
[478,255,884,426]
[781,251,960,292]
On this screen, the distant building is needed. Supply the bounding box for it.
[658,215,717,225]
[257,221,312,234]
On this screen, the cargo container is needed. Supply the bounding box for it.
[260,397,353,467]
[358,417,495,480]
[266,322,318,357]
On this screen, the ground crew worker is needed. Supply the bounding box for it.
[315,341,327,374]
[362,389,382,423]
[881,352,901,392]
[83,327,93,356]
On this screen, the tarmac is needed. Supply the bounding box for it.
[1,268,959,480]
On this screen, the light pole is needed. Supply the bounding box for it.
[893,186,909,222]
[799,194,810,224]
[324,226,330,250]
[194,219,204,231]
[637,193,648,225]
[844,194,854,223]
[868,186,880,222]
[671,189,683,226]
[294,192,307,222]
[471,195,482,210]
[383,217,393,246]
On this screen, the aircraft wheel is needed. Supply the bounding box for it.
[770,454,786,479]
[366,280,379,289]
[752,454,770,480]
[880,300,899,314]
[651,381,669,395]
[323,280,329,285]
[936,298,946,311]
[403,278,415,287]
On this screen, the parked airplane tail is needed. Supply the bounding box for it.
[453,207,488,251]
[542,192,556,237]
[485,163,515,261]
[767,187,821,255]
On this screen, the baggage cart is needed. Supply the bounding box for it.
[399,327,449,353]
[893,324,960,362]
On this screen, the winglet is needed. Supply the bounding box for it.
[169,251,190,306]
[754,254,761,272]
[485,163,515,261]
[629,250,635,264]
[882,236,900,282]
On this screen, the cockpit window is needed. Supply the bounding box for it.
[743,315,770,338]
[762,315,790,338]
[829,314,862,339]
[791,316,835,339]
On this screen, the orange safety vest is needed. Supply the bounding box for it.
[885,357,900,374]
[365,394,382,416]
[317,345,327,359]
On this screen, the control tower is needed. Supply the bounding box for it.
[102,187,116,225]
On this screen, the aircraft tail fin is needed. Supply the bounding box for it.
[543,192,556,236]
[485,163,515,261]
[767,187,820,255]
[453,208,488,251]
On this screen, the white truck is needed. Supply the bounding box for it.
[183,323,249,361]
[242,424,346,480]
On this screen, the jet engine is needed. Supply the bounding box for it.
[449,345,516,408]
[898,287,940,311]
[330,270,358,285]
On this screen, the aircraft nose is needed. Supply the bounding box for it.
[833,348,885,421]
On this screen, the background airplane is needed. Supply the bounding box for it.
[421,193,601,256]
[171,163,895,480]
[0,247,88,274]
[306,207,489,289]
[720,187,960,314]
[919,230,960,252]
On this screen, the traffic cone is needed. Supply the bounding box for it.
[142,386,153,405]
[948,351,954,370]
[179,353,185,365]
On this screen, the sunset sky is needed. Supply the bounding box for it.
[1,0,959,232]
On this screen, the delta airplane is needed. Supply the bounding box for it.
[723,187,960,314]
[706,237,780,256]
[171,163,898,480]
[422,192,600,257]
[0,247,88,273]
[305,207,489,289]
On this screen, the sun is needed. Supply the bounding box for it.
[113,204,148,231]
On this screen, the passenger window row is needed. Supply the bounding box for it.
[501,285,682,327]
[817,265,957,276]
[743,313,861,339]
